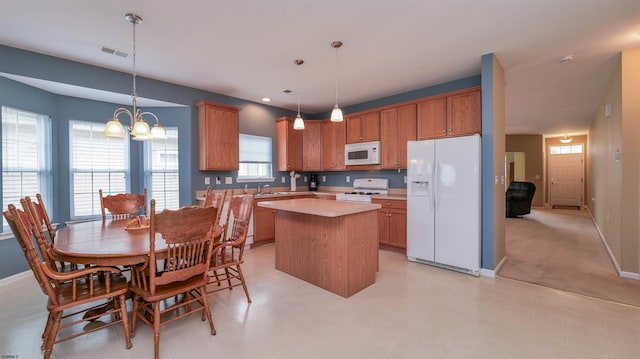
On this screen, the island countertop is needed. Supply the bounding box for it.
[257,198,381,217]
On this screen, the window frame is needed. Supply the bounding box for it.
[237,133,274,183]
[68,120,130,220]
[143,126,180,211]
[1,106,52,236]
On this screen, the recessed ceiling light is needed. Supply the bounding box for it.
[261,97,271,102]
[559,55,574,63]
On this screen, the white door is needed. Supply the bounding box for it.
[549,153,583,206]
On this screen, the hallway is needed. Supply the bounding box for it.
[499,207,640,307]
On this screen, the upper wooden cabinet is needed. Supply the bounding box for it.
[447,89,481,137]
[276,117,303,171]
[322,119,346,171]
[380,104,416,170]
[346,111,380,143]
[417,88,481,140]
[302,120,323,172]
[196,101,239,170]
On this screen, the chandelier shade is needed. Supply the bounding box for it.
[103,13,166,141]
[559,135,573,144]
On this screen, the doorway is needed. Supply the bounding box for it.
[548,144,584,208]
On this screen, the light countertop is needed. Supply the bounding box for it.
[257,198,381,217]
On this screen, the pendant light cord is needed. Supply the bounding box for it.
[131,18,138,115]
[334,45,339,106]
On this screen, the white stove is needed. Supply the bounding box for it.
[335,178,389,203]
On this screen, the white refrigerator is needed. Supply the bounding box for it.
[406,134,481,276]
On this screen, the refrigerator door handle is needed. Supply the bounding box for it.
[434,160,439,211]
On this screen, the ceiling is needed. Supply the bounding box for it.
[1,0,640,136]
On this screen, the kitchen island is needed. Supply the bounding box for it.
[257,198,381,298]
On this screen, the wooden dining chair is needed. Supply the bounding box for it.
[129,200,218,359]
[22,196,71,273]
[203,187,227,227]
[207,194,253,302]
[99,188,147,220]
[3,204,132,359]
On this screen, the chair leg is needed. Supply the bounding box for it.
[43,311,62,359]
[130,295,139,338]
[118,293,132,349]
[237,264,252,303]
[41,312,54,350]
[153,302,161,359]
[200,286,216,335]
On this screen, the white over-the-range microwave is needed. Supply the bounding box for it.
[344,141,380,166]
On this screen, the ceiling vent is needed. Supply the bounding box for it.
[101,46,128,58]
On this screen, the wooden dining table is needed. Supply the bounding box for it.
[54,218,223,267]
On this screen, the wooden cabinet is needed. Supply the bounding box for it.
[321,119,346,171]
[380,104,416,170]
[372,198,406,250]
[302,120,323,171]
[196,101,239,170]
[417,88,481,140]
[346,111,380,143]
[447,89,482,137]
[276,117,303,171]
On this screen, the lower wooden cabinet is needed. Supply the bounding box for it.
[372,198,406,250]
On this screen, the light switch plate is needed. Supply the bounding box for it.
[281,176,286,184]
[494,175,499,186]
[304,176,308,182]
[225,177,233,185]
[204,177,210,185]
[322,176,326,182]
[404,175,407,184]
[346,175,350,183]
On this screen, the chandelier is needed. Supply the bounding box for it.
[559,135,573,144]
[103,13,166,141]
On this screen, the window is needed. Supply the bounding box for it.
[144,127,179,211]
[2,107,51,232]
[237,134,273,182]
[69,120,128,219]
[549,144,583,155]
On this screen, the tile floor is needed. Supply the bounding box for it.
[1,244,639,358]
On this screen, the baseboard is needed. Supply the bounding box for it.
[0,270,31,288]
[620,271,640,280]
[479,268,495,278]
[480,255,508,278]
[584,207,640,280]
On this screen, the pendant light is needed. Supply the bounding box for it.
[104,13,166,141]
[293,59,305,130]
[330,41,344,122]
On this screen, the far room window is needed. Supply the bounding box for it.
[144,127,179,211]
[69,120,129,219]
[237,134,273,182]
[1,106,52,232]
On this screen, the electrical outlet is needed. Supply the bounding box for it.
[304,176,308,182]
[322,176,326,182]
[204,177,210,185]
[225,177,233,185]
[346,175,350,183]
[404,176,407,184]
[281,176,286,184]
[215,176,221,185]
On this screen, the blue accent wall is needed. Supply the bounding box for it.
[480,54,495,270]
[0,45,484,279]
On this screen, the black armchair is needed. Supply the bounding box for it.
[506,181,536,217]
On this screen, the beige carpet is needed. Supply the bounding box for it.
[499,207,640,307]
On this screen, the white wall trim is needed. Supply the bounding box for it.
[481,255,508,278]
[585,207,640,280]
[0,270,31,288]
